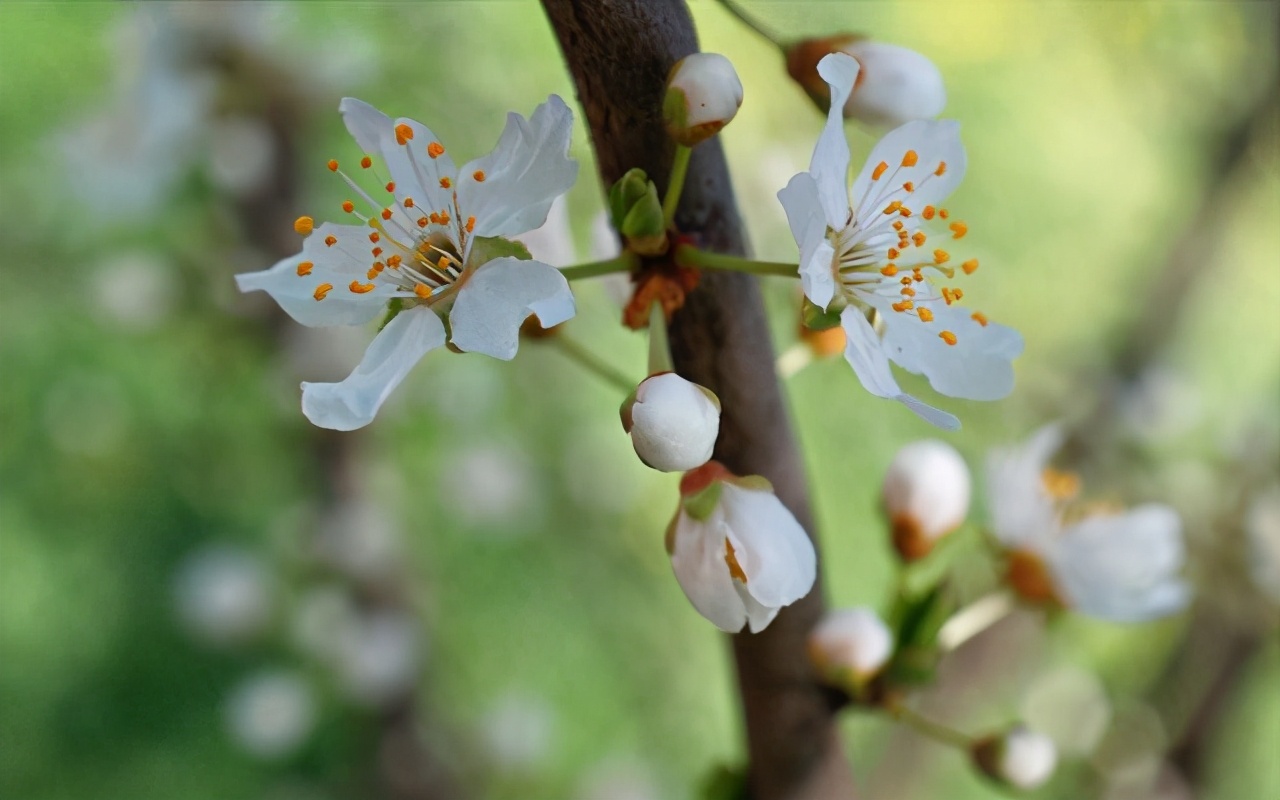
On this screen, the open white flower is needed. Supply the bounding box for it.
[237,96,579,430]
[987,425,1191,622]
[778,53,1022,430]
[667,462,816,633]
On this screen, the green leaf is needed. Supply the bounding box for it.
[470,235,532,267]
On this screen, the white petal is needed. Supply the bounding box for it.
[235,222,394,327]
[985,424,1065,548]
[1050,505,1190,622]
[840,41,947,128]
[875,297,1022,400]
[669,509,748,632]
[840,307,959,430]
[849,120,965,228]
[810,54,858,229]
[718,484,816,611]
[300,307,445,431]
[448,257,575,360]
[778,172,835,309]
[735,583,782,634]
[456,95,578,239]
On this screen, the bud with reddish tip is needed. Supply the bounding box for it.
[786,35,946,127]
[972,725,1058,790]
[882,440,971,561]
[808,607,893,690]
[663,53,744,146]
[621,372,721,472]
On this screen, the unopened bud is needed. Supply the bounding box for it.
[607,168,667,256]
[621,373,721,472]
[882,440,971,561]
[663,53,744,147]
[808,607,893,688]
[786,36,946,127]
[972,726,1058,791]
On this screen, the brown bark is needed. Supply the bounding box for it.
[541,2,856,798]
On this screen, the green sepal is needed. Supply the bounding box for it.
[802,296,844,330]
[471,235,532,268]
[682,480,724,522]
[379,297,406,331]
[662,86,691,144]
[609,168,653,229]
[619,386,639,432]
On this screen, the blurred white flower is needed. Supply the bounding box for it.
[289,585,359,661]
[207,115,276,196]
[778,53,1021,430]
[224,669,316,760]
[988,425,1191,622]
[668,463,816,633]
[442,442,541,533]
[808,607,893,686]
[479,690,557,771]
[331,610,424,708]
[313,499,403,581]
[175,544,274,647]
[575,757,663,800]
[237,95,579,430]
[91,251,179,331]
[622,373,721,472]
[1021,665,1112,757]
[1246,487,1280,603]
[881,439,971,560]
[663,53,744,146]
[973,725,1058,790]
[1117,367,1204,442]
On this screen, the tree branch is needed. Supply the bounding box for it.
[540,2,856,798]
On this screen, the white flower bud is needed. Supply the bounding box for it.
[622,373,720,472]
[973,726,1058,791]
[882,439,971,561]
[663,53,744,146]
[808,607,893,685]
[224,670,317,761]
[837,40,946,127]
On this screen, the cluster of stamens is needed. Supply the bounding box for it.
[290,126,487,306]
[833,149,992,346]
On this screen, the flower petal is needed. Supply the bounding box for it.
[778,172,836,309]
[1049,505,1191,622]
[670,509,749,632]
[718,484,816,611]
[300,307,445,431]
[810,54,859,229]
[985,424,1065,548]
[339,97,458,217]
[448,256,575,360]
[840,307,960,430]
[875,296,1022,400]
[850,119,965,228]
[235,222,394,327]
[456,95,578,239]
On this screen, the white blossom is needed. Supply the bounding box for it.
[982,726,1059,790]
[835,40,946,127]
[881,439,971,560]
[174,544,274,647]
[663,53,744,146]
[987,425,1191,622]
[622,373,721,472]
[667,463,816,633]
[237,96,579,430]
[808,607,893,683]
[779,53,1022,429]
[224,670,316,760]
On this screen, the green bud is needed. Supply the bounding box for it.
[608,168,667,256]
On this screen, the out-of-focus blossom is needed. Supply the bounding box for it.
[91,252,179,331]
[1246,487,1280,603]
[237,95,579,430]
[662,53,744,146]
[779,53,1021,430]
[330,610,424,708]
[313,499,402,581]
[808,607,893,687]
[668,462,816,632]
[575,757,663,800]
[207,115,276,196]
[479,690,557,771]
[787,36,946,127]
[988,425,1191,622]
[290,585,359,661]
[973,725,1058,790]
[174,544,274,647]
[1021,666,1112,757]
[442,442,541,532]
[881,439,971,560]
[621,373,720,472]
[224,669,317,760]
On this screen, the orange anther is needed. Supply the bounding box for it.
[935,162,947,176]
[901,287,916,297]
[888,248,900,259]
[371,261,385,271]
[939,330,958,345]
[427,142,445,159]
[417,217,429,228]
[922,206,936,220]
[953,288,964,300]
[296,261,314,276]
[466,216,476,233]
[313,283,333,301]
[892,300,914,312]
[371,247,383,257]
[939,208,950,219]
[892,220,904,231]
[949,221,968,239]
[369,232,380,243]
[360,156,373,169]
[902,150,919,167]
[903,181,915,192]
[293,216,314,235]
[429,212,441,225]
[901,277,913,286]
[414,284,433,299]
[387,255,403,268]
[439,176,452,189]
[381,208,393,220]
[366,267,380,280]
[394,123,414,145]
[971,311,989,326]
[942,287,954,305]
[872,161,889,180]
[384,181,395,193]
[933,249,951,264]
[912,232,926,247]
[439,212,451,225]
[880,265,898,276]
[472,170,486,182]
[404,197,415,208]
[917,307,934,322]
[913,269,924,283]
[341,200,354,213]
[324,235,337,247]
[327,159,339,172]
[962,259,979,274]
[349,280,376,294]
[883,200,902,215]
[899,207,913,218]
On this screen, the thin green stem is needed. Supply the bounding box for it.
[884,699,976,750]
[647,301,673,375]
[674,243,798,277]
[661,145,692,229]
[551,335,635,394]
[712,0,788,51]
[559,251,639,281]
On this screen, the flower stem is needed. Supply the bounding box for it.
[674,243,798,278]
[883,698,976,750]
[662,145,692,229]
[551,335,636,394]
[647,301,673,375]
[559,251,639,281]
[712,0,789,51]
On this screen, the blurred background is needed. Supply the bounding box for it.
[1,2,1277,799]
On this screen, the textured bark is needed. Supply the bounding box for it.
[541,2,856,798]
